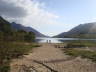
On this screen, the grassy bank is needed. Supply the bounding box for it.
[64,40,96,61]
[63,41,96,62]
[0,42,40,72]
[64,40,96,48]
[64,48,96,62]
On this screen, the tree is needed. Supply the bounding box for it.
[24,32,35,42]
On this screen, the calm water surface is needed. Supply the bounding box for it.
[36,37,96,43]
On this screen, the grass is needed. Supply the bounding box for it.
[64,48,96,62]
[64,40,96,48]
[0,41,40,72]
[63,40,96,62]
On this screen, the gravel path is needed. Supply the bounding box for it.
[10,43,96,72]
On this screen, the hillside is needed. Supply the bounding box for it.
[0,16,36,42]
[11,22,48,37]
[54,22,96,38]
[0,16,38,72]
[0,16,11,33]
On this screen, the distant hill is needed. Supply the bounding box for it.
[54,22,96,38]
[11,22,48,37]
[0,16,48,37]
[0,16,36,42]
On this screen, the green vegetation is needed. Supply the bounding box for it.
[0,16,38,72]
[0,16,35,42]
[64,48,96,62]
[64,40,96,48]
[64,40,96,62]
[0,42,40,72]
[24,32,35,42]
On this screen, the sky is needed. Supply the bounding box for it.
[0,0,96,36]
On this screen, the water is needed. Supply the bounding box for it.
[36,37,62,43]
[36,37,96,43]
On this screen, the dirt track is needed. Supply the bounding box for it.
[10,43,96,72]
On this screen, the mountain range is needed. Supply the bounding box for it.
[0,16,48,37]
[54,22,96,38]
[1,16,96,38]
[11,22,48,37]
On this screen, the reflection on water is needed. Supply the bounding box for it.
[36,37,62,43]
[36,37,96,43]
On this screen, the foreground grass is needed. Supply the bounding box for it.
[64,40,96,48]
[63,41,96,62]
[0,41,40,72]
[64,48,96,62]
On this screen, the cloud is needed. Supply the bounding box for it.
[20,0,59,27]
[0,0,27,18]
[0,0,59,36]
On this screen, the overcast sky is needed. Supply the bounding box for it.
[0,0,96,36]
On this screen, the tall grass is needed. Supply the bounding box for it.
[63,40,96,62]
[64,48,96,62]
[0,41,40,72]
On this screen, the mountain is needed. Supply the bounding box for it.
[0,16,36,42]
[11,22,48,37]
[54,22,96,38]
[0,16,48,37]
[0,16,12,33]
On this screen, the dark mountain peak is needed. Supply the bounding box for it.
[0,16,6,22]
[0,16,2,19]
[0,16,4,19]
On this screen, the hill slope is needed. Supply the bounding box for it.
[0,16,48,37]
[0,16,12,33]
[11,22,48,37]
[54,22,96,38]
